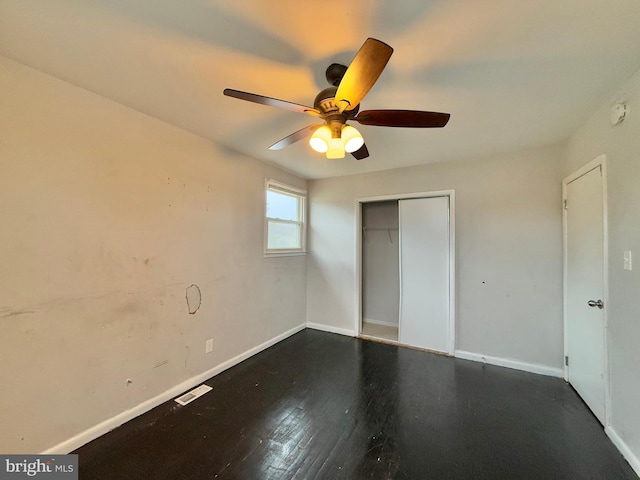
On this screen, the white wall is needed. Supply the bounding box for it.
[0,56,307,453]
[307,145,564,368]
[563,69,640,472]
[362,201,399,326]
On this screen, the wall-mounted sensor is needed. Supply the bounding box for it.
[610,103,627,125]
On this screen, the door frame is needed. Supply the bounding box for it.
[354,190,456,355]
[562,154,610,426]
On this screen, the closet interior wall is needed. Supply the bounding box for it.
[361,201,400,340]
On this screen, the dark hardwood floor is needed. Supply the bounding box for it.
[74,329,637,479]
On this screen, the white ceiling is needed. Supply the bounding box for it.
[2,0,640,179]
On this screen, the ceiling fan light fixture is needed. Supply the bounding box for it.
[342,125,364,153]
[326,137,345,159]
[309,125,331,152]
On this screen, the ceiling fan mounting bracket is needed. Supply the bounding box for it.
[326,63,348,87]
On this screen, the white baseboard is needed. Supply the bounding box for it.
[606,426,640,477]
[454,350,563,378]
[363,318,399,328]
[306,322,355,337]
[42,323,306,454]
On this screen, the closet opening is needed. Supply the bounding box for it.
[356,191,456,354]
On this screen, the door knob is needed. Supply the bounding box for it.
[588,299,604,309]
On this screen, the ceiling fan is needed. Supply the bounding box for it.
[223,38,450,160]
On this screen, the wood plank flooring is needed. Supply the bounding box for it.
[74,330,637,479]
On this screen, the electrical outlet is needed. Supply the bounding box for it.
[205,338,214,354]
[624,251,632,271]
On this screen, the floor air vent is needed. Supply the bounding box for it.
[174,384,212,406]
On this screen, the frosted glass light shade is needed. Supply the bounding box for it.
[326,138,345,159]
[309,125,331,153]
[342,125,364,153]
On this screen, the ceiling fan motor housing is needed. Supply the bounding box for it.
[314,87,359,118]
[314,87,339,113]
[314,87,359,138]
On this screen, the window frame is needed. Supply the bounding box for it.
[264,179,307,257]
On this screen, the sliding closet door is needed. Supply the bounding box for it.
[398,196,450,352]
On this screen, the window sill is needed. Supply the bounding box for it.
[264,251,307,258]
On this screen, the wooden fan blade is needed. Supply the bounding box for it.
[354,110,450,127]
[335,38,393,113]
[223,89,322,118]
[351,143,369,160]
[268,125,322,150]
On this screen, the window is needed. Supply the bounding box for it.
[265,179,307,256]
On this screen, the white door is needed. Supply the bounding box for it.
[565,165,606,424]
[398,197,450,353]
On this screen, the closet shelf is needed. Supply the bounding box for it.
[362,227,398,243]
